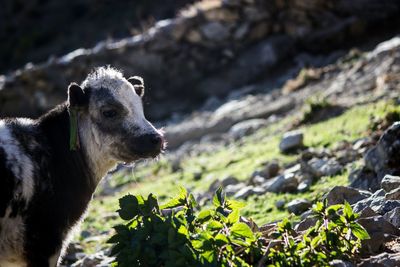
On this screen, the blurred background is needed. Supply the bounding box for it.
[1,0,400,266]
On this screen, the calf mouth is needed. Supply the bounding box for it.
[116,132,167,162]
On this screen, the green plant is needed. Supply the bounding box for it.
[108,187,264,267]
[268,200,370,267]
[108,188,369,267]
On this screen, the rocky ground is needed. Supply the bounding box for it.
[1,1,400,266]
[57,35,400,266]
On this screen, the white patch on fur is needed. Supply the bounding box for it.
[0,120,35,202]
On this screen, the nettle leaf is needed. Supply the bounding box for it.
[227,209,240,225]
[343,201,353,219]
[230,222,254,239]
[197,210,212,223]
[215,233,229,245]
[350,222,370,240]
[213,187,226,208]
[207,220,224,231]
[226,199,246,210]
[118,195,139,220]
[161,187,188,209]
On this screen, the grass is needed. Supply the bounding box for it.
[77,100,400,253]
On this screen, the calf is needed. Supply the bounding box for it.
[0,66,165,267]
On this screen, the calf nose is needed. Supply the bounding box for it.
[149,134,162,146]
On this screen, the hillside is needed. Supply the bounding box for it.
[1,0,400,266]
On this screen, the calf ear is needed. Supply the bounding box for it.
[68,83,87,107]
[128,76,145,97]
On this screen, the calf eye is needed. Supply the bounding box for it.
[102,109,118,118]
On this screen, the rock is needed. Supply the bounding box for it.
[329,260,355,267]
[71,251,114,267]
[233,186,265,199]
[352,189,385,213]
[325,186,372,205]
[385,188,400,200]
[250,161,280,182]
[200,22,230,42]
[349,167,380,192]
[225,183,247,196]
[287,199,312,215]
[295,216,317,232]
[381,175,400,193]
[228,119,268,139]
[297,178,312,193]
[359,252,400,267]
[262,173,298,193]
[383,207,400,228]
[364,122,400,180]
[358,215,400,254]
[220,176,240,187]
[279,130,304,153]
[375,200,400,215]
[308,158,343,177]
[249,175,267,186]
[275,199,286,210]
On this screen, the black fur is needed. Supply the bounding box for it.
[1,103,96,267]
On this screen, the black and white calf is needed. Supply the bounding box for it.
[0,67,165,267]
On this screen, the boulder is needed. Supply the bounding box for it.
[287,199,312,215]
[308,158,343,177]
[325,186,371,205]
[228,119,268,140]
[262,173,298,193]
[364,122,400,181]
[381,175,400,193]
[233,186,266,199]
[360,252,400,267]
[383,207,400,228]
[358,215,400,254]
[279,130,304,153]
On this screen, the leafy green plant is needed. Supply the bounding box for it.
[268,200,370,267]
[108,187,264,267]
[109,188,369,267]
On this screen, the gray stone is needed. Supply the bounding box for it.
[360,252,400,267]
[383,207,400,228]
[308,158,343,177]
[279,130,304,153]
[287,199,312,215]
[385,187,400,200]
[364,122,400,180]
[262,173,298,193]
[225,183,247,196]
[329,260,355,267]
[229,119,268,140]
[381,175,400,193]
[200,22,230,42]
[358,215,400,254]
[325,186,371,205]
[349,167,380,192]
[375,200,400,215]
[297,178,312,193]
[249,175,267,186]
[233,186,266,199]
[220,176,240,187]
[275,199,286,210]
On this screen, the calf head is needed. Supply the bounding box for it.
[68,67,165,163]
